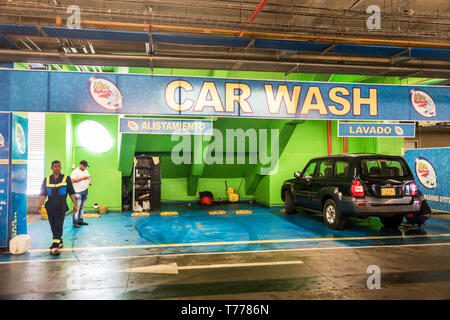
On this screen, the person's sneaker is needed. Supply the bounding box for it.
[73,222,80,228]
[400,222,415,229]
[49,242,60,255]
[59,241,64,248]
[78,221,89,226]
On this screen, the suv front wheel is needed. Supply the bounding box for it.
[323,199,346,230]
[379,215,404,228]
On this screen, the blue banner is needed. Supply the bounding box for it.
[404,148,450,212]
[10,114,28,237]
[0,69,449,121]
[0,113,10,247]
[120,118,213,135]
[338,122,415,137]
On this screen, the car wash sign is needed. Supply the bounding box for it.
[338,122,415,137]
[0,69,449,121]
[119,118,212,135]
[404,148,450,212]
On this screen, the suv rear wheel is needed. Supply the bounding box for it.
[379,215,404,228]
[284,191,296,214]
[323,199,346,230]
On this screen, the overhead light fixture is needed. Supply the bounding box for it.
[77,120,113,153]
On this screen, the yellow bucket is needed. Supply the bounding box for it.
[41,206,48,220]
[98,205,108,214]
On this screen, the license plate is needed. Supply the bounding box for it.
[381,187,396,196]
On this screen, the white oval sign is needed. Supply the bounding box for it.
[415,157,437,189]
[15,122,26,154]
[89,77,123,111]
[410,89,436,118]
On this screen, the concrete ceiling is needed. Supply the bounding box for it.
[0,0,449,78]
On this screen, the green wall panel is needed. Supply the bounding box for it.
[70,114,122,211]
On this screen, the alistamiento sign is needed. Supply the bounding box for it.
[0,69,449,121]
[120,118,213,135]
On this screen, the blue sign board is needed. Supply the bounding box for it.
[120,118,213,135]
[0,113,28,248]
[338,122,415,137]
[0,113,10,247]
[10,114,28,238]
[0,69,449,121]
[404,148,450,212]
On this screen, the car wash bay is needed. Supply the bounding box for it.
[0,69,449,299]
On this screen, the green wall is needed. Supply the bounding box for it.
[45,114,122,211]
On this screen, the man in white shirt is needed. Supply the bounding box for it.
[71,160,92,228]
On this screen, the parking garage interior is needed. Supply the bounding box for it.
[0,0,449,304]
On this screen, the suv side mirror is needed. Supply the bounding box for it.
[294,171,301,178]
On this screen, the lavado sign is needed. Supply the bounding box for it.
[0,70,449,121]
[338,122,415,137]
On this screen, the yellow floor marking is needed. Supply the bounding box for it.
[83,213,100,218]
[23,233,450,253]
[208,210,227,215]
[235,210,253,214]
[160,211,179,216]
[131,212,150,217]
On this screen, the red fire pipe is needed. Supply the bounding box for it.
[342,120,347,153]
[229,0,269,53]
[327,120,331,155]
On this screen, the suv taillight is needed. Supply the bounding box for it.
[352,180,365,197]
[410,181,418,196]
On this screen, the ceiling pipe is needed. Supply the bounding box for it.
[1,49,449,77]
[78,20,450,49]
[229,0,269,53]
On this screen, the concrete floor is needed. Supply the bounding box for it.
[0,203,449,300]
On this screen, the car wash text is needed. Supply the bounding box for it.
[165,80,378,117]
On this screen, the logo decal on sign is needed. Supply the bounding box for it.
[410,89,436,118]
[127,120,139,131]
[394,126,404,136]
[89,77,123,111]
[15,123,26,154]
[415,157,437,189]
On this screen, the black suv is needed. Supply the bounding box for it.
[281,153,421,230]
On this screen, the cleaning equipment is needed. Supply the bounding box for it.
[142,201,151,211]
[199,191,214,205]
[41,205,48,220]
[9,234,31,255]
[98,205,108,214]
[225,180,240,203]
[227,187,239,203]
